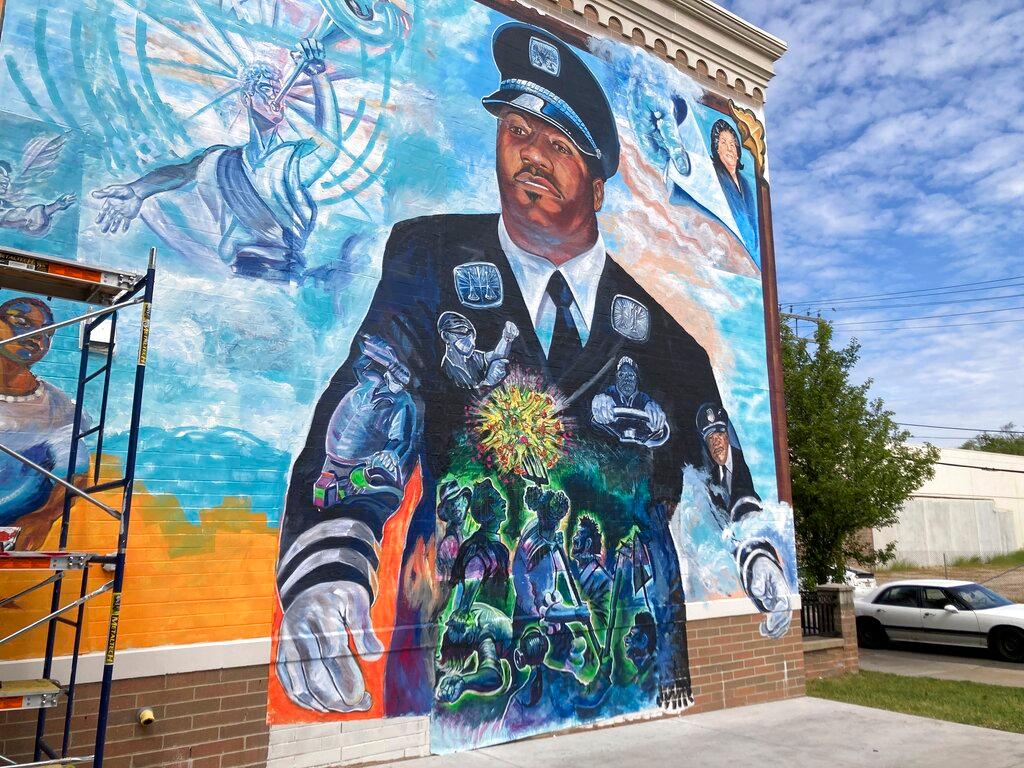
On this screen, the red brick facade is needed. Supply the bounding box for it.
[687,610,806,713]
[2,610,810,768]
[0,666,270,768]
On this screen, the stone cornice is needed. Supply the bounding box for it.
[510,0,787,102]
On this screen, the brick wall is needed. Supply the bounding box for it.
[2,611,806,768]
[0,666,270,768]
[686,610,806,714]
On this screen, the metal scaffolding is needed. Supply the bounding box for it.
[0,245,156,768]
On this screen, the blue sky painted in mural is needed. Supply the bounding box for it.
[721,0,1024,442]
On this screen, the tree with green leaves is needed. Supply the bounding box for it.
[781,321,939,586]
[960,424,1024,456]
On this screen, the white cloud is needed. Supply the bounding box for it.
[719,0,1024,427]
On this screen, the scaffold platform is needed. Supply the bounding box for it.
[0,247,156,768]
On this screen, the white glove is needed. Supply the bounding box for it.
[645,400,667,432]
[276,582,384,712]
[747,555,792,640]
[592,394,615,425]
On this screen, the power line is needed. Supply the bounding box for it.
[935,461,1024,475]
[832,305,1024,326]
[783,274,1024,307]
[796,281,1024,308]
[898,422,1023,435]
[818,292,1024,311]
[912,435,979,440]
[833,318,1024,332]
[831,317,1024,331]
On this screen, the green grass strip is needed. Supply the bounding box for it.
[807,671,1024,734]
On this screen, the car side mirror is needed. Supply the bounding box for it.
[943,604,959,613]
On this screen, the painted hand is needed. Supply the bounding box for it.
[644,400,667,432]
[52,192,77,211]
[276,581,384,713]
[292,37,327,76]
[502,320,519,342]
[747,554,792,639]
[482,358,509,387]
[591,393,615,425]
[435,673,466,704]
[366,449,400,485]
[92,185,143,233]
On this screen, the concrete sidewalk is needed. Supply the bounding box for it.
[860,646,1024,687]
[400,697,1024,768]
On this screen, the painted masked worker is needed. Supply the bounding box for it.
[276,22,777,719]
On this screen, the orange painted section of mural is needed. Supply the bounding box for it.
[0,458,278,660]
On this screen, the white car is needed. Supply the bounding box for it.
[844,567,877,593]
[854,579,1024,662]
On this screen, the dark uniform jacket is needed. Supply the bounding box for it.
[278,212,751,713]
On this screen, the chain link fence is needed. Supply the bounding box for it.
[873,550,1024,603]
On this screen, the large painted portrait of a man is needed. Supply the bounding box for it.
[272,19,791,750]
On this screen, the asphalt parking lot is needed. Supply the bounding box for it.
[859,642,1024,687]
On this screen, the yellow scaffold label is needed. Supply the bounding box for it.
[105,592,122,664]
[137,303,151,366]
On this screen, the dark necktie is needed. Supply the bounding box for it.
[545,270,582,362]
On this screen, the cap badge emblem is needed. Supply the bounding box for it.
[529,36,560,76]
[454,261,503,309]
[611,295,650,342]
[706,407,715,422]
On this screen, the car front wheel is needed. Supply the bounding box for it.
[991,627,1024,663]
[857,617,888,649]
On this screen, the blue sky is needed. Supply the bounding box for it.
[720,0,1024,445]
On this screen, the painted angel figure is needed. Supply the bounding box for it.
[0,134,76,237]
[90,37,341,283]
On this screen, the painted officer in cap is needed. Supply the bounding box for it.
[697,402,759,519]
[276,22,748,718]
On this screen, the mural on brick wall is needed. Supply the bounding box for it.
[0,0,796,754]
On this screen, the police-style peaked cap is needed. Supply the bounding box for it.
[696,402,729,439]
[483,23,620,180]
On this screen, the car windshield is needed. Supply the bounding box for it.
[950,584,1014,610]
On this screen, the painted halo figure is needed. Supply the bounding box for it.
[91,37,341,282]
[0,298,88,549]
[276,22,782,727]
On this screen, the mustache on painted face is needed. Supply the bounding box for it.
[513,163,562,201]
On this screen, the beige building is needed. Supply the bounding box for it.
[873,448,1024,567]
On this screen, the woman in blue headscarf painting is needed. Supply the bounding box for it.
[709,119,758,255]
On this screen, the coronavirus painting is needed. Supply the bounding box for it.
[0,0,796,756]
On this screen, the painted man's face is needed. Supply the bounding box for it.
[706,430,730,466]
[0,303,52,366]
[496,108,603,237]
[245,70,284,125]
[451,494,469,523]
[625,624,649,663]
[445,329,476,356]
[716,131,739,174]
[572,527,590,557]
[616,366,638,398]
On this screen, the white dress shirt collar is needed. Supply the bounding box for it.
[497,215,606,351]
